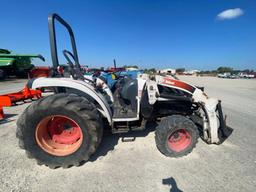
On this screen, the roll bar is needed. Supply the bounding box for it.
[48,13,80,70]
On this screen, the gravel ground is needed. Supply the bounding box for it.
[0,78,28,95]
[0,76,255,192]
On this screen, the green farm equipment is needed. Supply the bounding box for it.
[0,48,45,79]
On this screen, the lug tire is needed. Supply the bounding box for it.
[155,115,199,157]
[16,93,103,168]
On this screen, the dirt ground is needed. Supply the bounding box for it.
[0,76,255,192]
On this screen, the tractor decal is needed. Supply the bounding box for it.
[162,78,196,93]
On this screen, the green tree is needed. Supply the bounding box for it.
[176,68,185,73]
[123,65,138,69]
[217,67,233,73]
[144,68,156,74]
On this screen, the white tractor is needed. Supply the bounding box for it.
[16,14,231,168]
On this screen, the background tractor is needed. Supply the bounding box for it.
[16,14,231,169]
[0,48,45,79]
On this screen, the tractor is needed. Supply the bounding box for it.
[16,14,231,168]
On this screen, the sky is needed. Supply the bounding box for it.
[0,0,255,70]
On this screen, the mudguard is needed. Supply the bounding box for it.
[28,77,112,124]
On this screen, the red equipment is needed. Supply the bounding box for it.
[0,86,42,120]
[28,66,51,78]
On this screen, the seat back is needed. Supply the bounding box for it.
[120,79,138,111]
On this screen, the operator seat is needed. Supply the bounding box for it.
[120,79,138,111]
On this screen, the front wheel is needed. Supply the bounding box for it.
[155,115,199,157]
[16,93,103,168]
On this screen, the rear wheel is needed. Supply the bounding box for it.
[155,115,199,157]
[16,93,103,168]
[35,115,84,156]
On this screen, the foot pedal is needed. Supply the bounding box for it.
[121,137,136,142]
[112,129,129,134]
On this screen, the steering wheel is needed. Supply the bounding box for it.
[62,50,95,83]
[63,50,76,67]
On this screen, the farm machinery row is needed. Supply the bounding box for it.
[10,13,231,168]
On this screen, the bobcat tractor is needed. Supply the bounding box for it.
[16,14,230,168]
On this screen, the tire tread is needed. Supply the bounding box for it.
[16,93,103,169]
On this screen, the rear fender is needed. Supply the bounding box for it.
[28,77,112,124]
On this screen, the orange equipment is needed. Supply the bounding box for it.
[0,86,42,120]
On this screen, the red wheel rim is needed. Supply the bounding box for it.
[35,115,83,156]
[167,129,192,152]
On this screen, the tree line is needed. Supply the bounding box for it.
[199,67,254,74]
[121,65,255,74]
